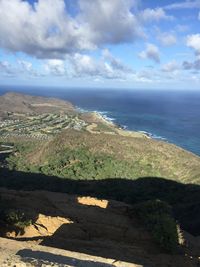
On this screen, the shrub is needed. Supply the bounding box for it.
[133,199,178,253]
[0,201,32,230]
[4,209,32,229]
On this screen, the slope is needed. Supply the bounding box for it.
[6,129,200,184]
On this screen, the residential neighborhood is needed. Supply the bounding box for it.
[0,113,88,140]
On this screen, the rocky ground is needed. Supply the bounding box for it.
[0,188,200,267]
[0,237,139,267]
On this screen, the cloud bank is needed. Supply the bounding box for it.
[0,0,143,59]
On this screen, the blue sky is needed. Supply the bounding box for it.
[0,0,200,89]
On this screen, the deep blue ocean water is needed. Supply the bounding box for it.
[0,86,200,156]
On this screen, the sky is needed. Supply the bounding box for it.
[0,0,200,89]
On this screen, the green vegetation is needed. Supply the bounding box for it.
[0,198,32,230]
[132,200,178,253]
[2,209,32,229]
[4,129,200,184]
[2,93,200,255]
[92,122,116,133]
[39,148,134,179]
[5,141,163,179]
[6,141,41,172]
[1,115,200,252]
[1,128,200,242]
[6,145,141,179]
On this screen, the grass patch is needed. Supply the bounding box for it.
[94,123,116,133]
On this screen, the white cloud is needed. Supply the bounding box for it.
[70,54,99,77]
[158,32,177,46]
[78,0,143,45]
[0,60,37,76]
[45,59,66,75]
[161,61,179,72]
[0,61,15,75]
[165,1,200,10]
[18,60,33,72]
[0,0,144,59]
[102,49,131,72]
[0,0,89,59]
[186,34,200,54]
[1,49,133,80]
[139,44,160,63]
[69,50,133,79]
[141,8,173,22]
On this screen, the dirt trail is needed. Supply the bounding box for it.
[86,122,147,138]
[86,123,101,134]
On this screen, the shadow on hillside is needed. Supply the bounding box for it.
[1,167,200,265]
[0,167,200,236]
[0,152,10,162]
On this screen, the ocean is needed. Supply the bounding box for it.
[0,86,200,156]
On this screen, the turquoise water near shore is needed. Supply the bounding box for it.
[0,86,200,156]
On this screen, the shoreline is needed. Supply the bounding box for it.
[76,106,169,141]
[83,110,151,139]
[0,89,199,156]
[89,111,200,158]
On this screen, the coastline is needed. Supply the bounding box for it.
[89,111,200,159]
[1,88,200,156]
[75,106,168,143]
[74,102,200,157]
[82,110,151,139]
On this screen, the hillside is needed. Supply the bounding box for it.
[1,92,198,183]
[2,128,200,238]
[0,92,146,140]
[0,92,75,118]
[0,188,200,267]
[1,92,200,265]
[5,129,200,184]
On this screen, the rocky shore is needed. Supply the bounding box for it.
[91,111,150,138]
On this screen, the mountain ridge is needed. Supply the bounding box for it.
[0,92,75,117]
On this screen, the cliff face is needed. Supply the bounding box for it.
[0,188,199,267]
